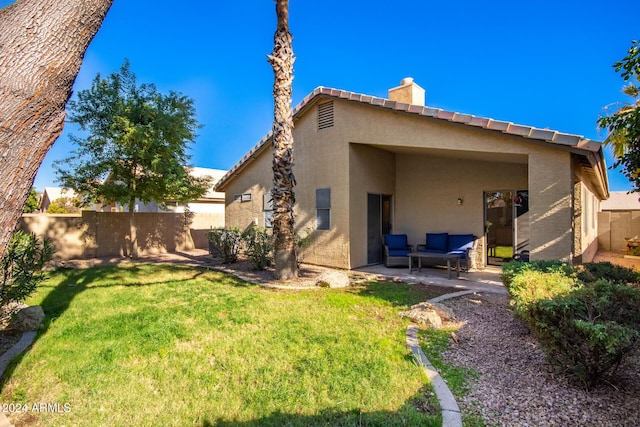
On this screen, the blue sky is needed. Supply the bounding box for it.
[2,0,637,192]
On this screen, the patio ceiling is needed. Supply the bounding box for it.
[360,143,529,164]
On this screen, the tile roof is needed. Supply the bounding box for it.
[216,86,605,191]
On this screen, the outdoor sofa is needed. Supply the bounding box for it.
[417,232,476,271]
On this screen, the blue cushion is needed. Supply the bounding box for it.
[446,250,467,258]
[388,249,411,257]
[419,249,447,255]
[426,233,448,252]
[384,234,408,250]
[448,234,474,252]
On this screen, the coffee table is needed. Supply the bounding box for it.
[408,252,461,279]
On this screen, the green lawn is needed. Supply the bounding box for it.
[1,264,444,426]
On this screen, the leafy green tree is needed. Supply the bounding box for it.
[23,188,40,213]
[46,197,82,214]
[598,40,640,190]
[55,60,211,258]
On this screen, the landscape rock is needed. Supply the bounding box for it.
[400,301,456,329]
[315,270,350,288]
[9,306,45,332]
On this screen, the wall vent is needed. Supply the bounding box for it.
[317,101,334,130]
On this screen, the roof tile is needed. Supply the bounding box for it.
[452,113,472,124]
[506,124,532,137]
[469,117,490,127]
[552,132,581,145]
[486,120,510,132]
[437,110,455,120]
[529,129,556,141]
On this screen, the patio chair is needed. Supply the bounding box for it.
[383,234,413,267]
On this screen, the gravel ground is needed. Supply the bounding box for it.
[441,293,640,427]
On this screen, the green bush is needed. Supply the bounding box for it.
[208,228,242,264]
[526,280,640,388]
[241,227,273,270]
[505,269,579,319]
[577,261,640,285]
[501,260,577,290]
[0,231,54,307]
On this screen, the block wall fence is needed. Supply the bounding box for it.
[19,211,223,260]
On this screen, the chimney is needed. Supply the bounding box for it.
[388,77,425,106]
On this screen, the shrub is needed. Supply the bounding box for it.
[0,231,54,307]
[577,261,640,285]
[501,260,576,290]
[241,227,273,270]
[505,269,579,319]
[208,228,242,264]
[526,280,640,388]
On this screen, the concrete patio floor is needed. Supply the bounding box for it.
[355,264,506,294]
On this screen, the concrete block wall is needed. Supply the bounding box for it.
[598,211,640,252]
[20,211,223,260]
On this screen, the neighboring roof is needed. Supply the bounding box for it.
[42,187,77,201]
[601,191,640,211]
[188,167,227,200]
[215,86,608,197]
[104,167,227,201]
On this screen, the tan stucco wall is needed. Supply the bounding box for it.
[528,148,573,261]
[20,211,221,260]
[222,97,592,269]
[348,144,396,268]
[578,183,600,262]
[393,154,527,258]
[223,105,352,269]
[223,148,274,231]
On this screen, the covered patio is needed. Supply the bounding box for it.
[356,262,506,294]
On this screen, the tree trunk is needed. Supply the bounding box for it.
[128,198,138,259]
[0,0,114,257]
[268,0,297,280]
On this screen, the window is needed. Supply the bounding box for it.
[233,193,252,202]
[264,192,273,228]
[316,188,331,230]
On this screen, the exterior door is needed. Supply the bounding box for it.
[484,190,529,265]
[367,194,392,264]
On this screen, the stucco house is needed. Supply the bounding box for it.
[109,167,227,216]
[40,187,79,212]
[215,78,609,270]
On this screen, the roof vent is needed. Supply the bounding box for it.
[317,101,334,130]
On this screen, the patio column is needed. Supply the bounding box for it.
[528,150,574,262]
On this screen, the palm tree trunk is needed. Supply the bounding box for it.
[268,0,297,279]
[0,0,114,258]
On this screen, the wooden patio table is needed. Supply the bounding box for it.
[408,252,461,279]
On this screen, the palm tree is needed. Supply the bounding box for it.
[599,40,640,183]
[268,0,298,279]
[601,84,639,158]
[0,0,114,257]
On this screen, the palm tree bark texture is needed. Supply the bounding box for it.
[0,0,114,257]
[268,0,297,279]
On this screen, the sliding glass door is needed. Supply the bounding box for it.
[485,190,529,265]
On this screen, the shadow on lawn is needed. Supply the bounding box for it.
[203,387,440,427]
[348,280,453,308]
